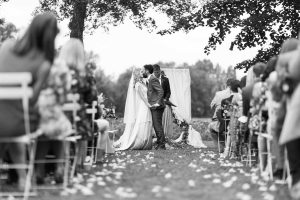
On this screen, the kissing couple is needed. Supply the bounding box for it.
[114,64,167,150]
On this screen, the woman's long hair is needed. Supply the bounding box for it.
[58,38,85,74]
[132,68,142,87]
[13,12,58,64]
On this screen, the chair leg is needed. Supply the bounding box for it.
[217,132,221,154]
[267,140,273,180]
[248,133,252,167]
[70,142,79,181]
[284,148,292,189]
[24,141,37,200]
[63,141,70,189]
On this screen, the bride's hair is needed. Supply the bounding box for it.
[133,68,142,87]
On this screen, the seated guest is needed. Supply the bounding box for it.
[69,60,100,167]
[35,38,84,184]
[222,80,242,158]
[262,56,285,179]
[0,13,58,189]
[208,78,234,151]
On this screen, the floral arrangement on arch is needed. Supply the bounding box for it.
[170,108,189,129]
[97,93,118,120]
[170,107,189,144]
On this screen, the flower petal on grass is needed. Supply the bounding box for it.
[188,180,196,187]
[213,178,221,184]
[262,192,275,200]
[115,187,137,198]
[165,173,172,179]
[203,174,212,179]
[236,192,252,200]
[242,183,250,190]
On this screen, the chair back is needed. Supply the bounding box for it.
[86,101,98,132]
[63,93,81,129]
[0,72,33,135]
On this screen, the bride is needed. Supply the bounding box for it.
[114,68,153,150]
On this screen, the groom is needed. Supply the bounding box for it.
[143,64,166,150]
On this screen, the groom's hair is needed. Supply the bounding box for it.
[153,64,161,71]
[144,64,154,74]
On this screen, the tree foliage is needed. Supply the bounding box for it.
[159,0,300,70]
[0,19,17,45]
[35,0,195,41]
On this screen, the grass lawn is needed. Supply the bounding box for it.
[1,119,292,200]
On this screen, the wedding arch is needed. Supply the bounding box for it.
[162,68,191,124]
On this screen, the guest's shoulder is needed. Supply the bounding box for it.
[0,39,15,53]
[162,76,169,81]
[216,89,227,96]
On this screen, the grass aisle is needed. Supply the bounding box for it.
[39,145,291,200]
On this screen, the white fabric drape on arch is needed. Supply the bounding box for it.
[163,68,207,148]
[163,68,191,124]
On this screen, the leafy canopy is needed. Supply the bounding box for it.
[159,0,300,70]
[0,19,17,44]
[35,0,195,41]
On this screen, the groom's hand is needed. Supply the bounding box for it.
[152,103,160,108]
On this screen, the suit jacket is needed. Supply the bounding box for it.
[242,84,254,116]
[161,75,171,100]
[216,95,234,134]
[147,74,165,107]
[210,89,231,119]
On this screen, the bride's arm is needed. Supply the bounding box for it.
[136,84,151,107]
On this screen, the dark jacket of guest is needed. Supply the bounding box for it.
[242,84,254,116]
[217,95,233,134]
[161,75,171,101]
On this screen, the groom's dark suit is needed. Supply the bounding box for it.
[147,74,166,148]
[161,75,171,101]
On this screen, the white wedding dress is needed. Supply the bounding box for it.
[114,80,153,150]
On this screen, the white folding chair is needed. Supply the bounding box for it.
[86,101,98,164]
[0,72,41,200]
[62,94,81,181]
[256,110,273,180]
[284,148,292,188]
[242,114,258,167]
[32,94,81,191]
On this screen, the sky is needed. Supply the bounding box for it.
[0,0,260,79]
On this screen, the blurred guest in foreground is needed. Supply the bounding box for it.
[35,38,84,184]
[0,12,58,189]
[275,38,300,199]
[242,62,266,117]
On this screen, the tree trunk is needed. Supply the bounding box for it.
[69,0,87,42]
